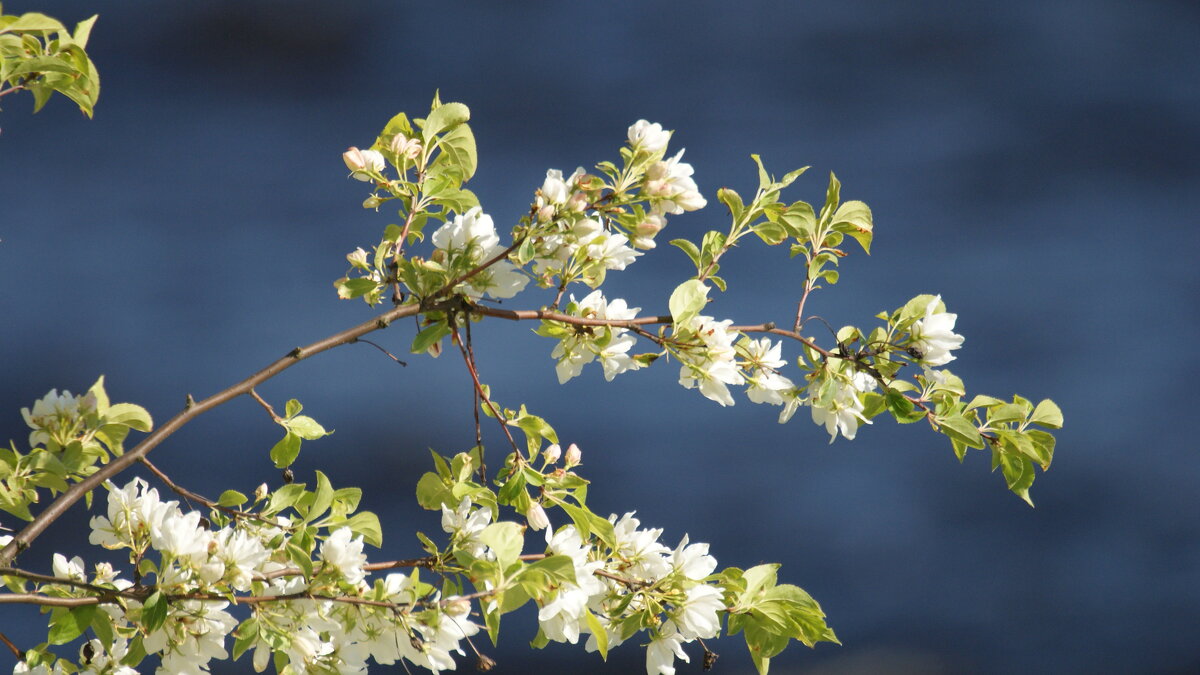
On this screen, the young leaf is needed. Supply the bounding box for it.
[669,279,709,327]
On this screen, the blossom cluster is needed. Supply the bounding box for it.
[20,477,483,675]
[430,206,529,300]
[442,491,725,675]
[544,290,644,384]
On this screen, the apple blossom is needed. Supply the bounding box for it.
[910,294,965,366]
[627,119,671,154]
[321,526,367,585]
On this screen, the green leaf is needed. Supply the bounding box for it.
[48,605,95,645]
[717,187,744,218]
[306,471,334,523]
[753,221,789,246]
[217,490,247,507]
[380,111,414,140]
[141,591,168,633]
[415,472,454,510]
[438,123,478,182]
[669,279,709,327]
[287,415,328,441]
[285,399,303,418]
[751,154,771,190]
[422,101,470,140]
[818,172,841,225]
[994,450,1036,506]
[938,414,984,450]
[269,432,301,469]
[268,483,307,513]
[584,609,609,660]
[479,521,523,567]
[829,200,873,254]
[669,238,702,270]
[411,322,451,354]
[334,277,381,300]
[343,511,383,548]
[1030,399,1063,429]
[8,13,66,32]
[72,15,98,48]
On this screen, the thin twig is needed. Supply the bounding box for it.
[249,388,283,424]
[139,457,279,527]
[354,338,408,366]
[0,631,20,660]
[449,321,523,459]
[465,318,486,484]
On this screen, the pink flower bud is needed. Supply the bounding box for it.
[389,133,422,160]
[564,443,581,467]
[543,443,562,464]
[342,147,385,182]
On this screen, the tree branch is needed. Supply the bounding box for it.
[0,303,421,566]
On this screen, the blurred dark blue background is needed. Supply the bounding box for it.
[4,1,1199,673]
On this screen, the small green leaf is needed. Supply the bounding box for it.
[287,415,328,441]
[411,322,451,354]
[669,238,702,269]
[306,471,334,523]
[269,432,301,469]
[1030,399,1063,429]
[938,414,984,450]
[422,101,470,140]
[669,279,709,327]
[585,609,609,659]
[479,521,523,567]
[415,472,454,510]
[217,490,247,507]
[48,605,95,645]
[141,591,168,633]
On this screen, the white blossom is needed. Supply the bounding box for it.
[320,527,367,585]
[645,622,689,675]
[677,315,744,407]
[646,149,706,214]
[740,337,795,405]
[550,290,643,384]
[673,584,724,640]
[441,497,492,558]
[910,295,964,366]
[52,553,86,582]
[431,207,529,300]
[627,119,671,154]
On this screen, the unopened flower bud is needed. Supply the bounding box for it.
[542,443,562,464]
[564,443,581,467]
[342,147,385,182]
[389,133,422,160]
[537,204,556,222]
[476,653,497,671]
[255,483,269,501]
[362,195,383,210]
[566,192,589,212]
[526,502,550,531]
[635,214,666,238]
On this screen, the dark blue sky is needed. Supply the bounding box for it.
[4,1,1199,673]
